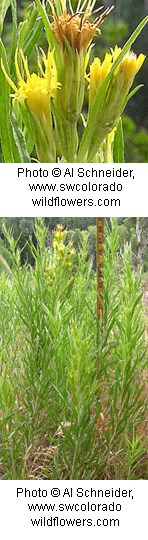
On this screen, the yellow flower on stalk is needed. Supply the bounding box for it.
[115,49,145,85]
[53,224,67,242]
[68,247,75,258]
[52,225,75,268]
[1,48,59,122]
[45,265,54,286]
[78,40,146,161]
[47,0,114,161]
[89,46,145,110]
[88,53,113,108]
[1,47,61,161]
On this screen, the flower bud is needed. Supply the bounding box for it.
[86,47,145,160]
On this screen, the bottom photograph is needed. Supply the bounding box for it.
[0,217,147,480]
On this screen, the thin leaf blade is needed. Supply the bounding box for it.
[113,118,125,163]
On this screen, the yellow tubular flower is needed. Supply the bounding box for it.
[52,225,75,268]
[1,47,60,161]
[1,48,59,122]
[115,51,145,86]
[89,53,112,108]
[89,46,145,110]
[84,44,146,161]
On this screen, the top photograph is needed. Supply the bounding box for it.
[0,0,148,163]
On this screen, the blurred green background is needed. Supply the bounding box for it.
[1,0,148,162]
[0,217,148,278]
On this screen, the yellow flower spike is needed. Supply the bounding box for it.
[54,225,65,239]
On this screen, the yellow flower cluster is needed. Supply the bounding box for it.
[45,225,75,287]
[53,225,75,269]
[45,264,54,286]
[53,224,67,244]
[89,45,145,109]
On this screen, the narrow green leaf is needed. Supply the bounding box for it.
[35,0,62,73]
[10,0,18,77]
[35,0,56,47]
[53,0,63,16]
[18,4,43,56]
[0,0,10,35]
[27,106,55,162]
[125,84,144,105]
[23,126,34,155]
[18,20,28,50]
[113,118,125,163]
[131,293,143,315]
[16,104,34,155]
[0,40,21,162]
[11,112,31,163]
[23,19,43,57]
[77,75,110,161]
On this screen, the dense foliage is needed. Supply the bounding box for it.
[0,217,147,273]
[0,219,147,479]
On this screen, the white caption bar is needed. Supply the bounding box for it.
[0,163,147,217]
[1,480,147,540]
